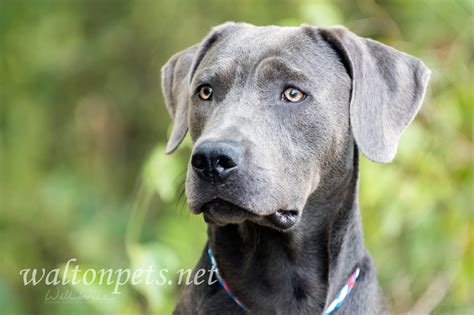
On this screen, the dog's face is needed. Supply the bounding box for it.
[162,23,430,230]
[186,26,352,229]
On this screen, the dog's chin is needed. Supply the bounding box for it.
[199,199,299,230]
[200,199,250,225]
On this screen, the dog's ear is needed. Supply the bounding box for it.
[318,26,431,163]
[161,22,241,154]
[161,45,198,154]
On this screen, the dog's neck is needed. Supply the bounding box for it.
[206,146,368,312]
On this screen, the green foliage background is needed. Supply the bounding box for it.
[1,0,472,314]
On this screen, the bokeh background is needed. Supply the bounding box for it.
[1,0,472,314]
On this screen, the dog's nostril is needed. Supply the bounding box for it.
[191,153,207,170]
[216,155,237,170]
[191,140,244,182]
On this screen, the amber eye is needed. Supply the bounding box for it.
[282,87,305,103]
[198,85,213,101]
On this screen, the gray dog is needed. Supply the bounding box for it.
[161,22,430,314]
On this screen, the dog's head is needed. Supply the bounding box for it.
[161,23,430,230]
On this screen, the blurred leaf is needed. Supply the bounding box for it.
[142,145,186,203]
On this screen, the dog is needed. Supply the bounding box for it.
[161,22,430,314]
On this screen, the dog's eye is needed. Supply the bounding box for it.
[282,87,305,103]
[198,85,213,101]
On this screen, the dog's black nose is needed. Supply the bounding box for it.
[191,140,243,182]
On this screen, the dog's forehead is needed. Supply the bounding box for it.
[203,25,315,73]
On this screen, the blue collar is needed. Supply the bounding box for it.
[208,247,360,314]
[208,248,248,311]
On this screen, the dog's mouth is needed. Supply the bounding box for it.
[267,209,299,229]
[200,199,299,230]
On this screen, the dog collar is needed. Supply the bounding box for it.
[208,248,248,311]
[323,267,360,314]
[208,247,360,314]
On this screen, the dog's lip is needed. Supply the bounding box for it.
[267,210,299,229]
[199,198,299,229]
[200,199,252,225]
[200,198,256,217]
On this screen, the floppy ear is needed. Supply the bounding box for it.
[319,27,431,163]
[161,45,198,154]
[161,22,242,154]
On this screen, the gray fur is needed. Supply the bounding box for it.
[161,22,430,314]
[317,26,430,163]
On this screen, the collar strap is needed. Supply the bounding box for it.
[208,247,360,314]
[322,267,360,315]
[208,248,248,311]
